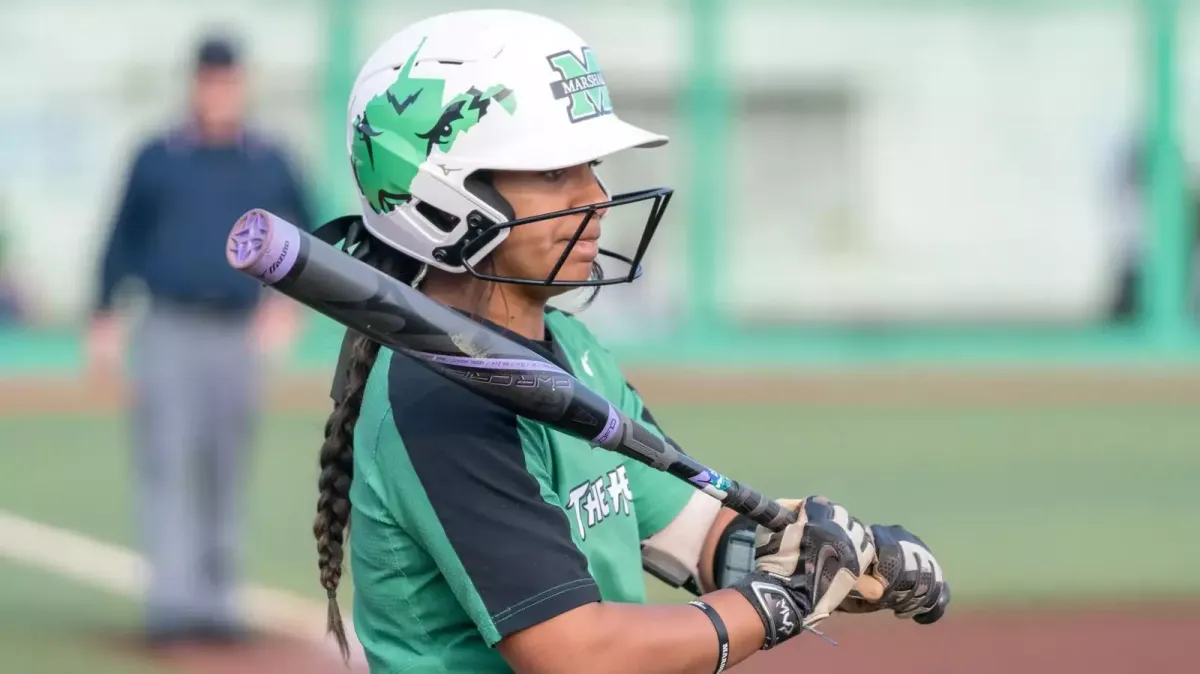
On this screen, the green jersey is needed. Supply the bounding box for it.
[346,308,695,673]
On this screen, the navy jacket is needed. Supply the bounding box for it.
[95,126,313,315]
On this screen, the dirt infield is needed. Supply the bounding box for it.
[150,640,366,674]
[736,602,1200,674]
[103,632,368,674]
[6,366,1200,415]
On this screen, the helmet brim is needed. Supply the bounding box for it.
[457,116,668,172]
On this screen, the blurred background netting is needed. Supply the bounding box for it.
[0,1,1180,340]
[4,0,1196,360]
[1,2,1198,674]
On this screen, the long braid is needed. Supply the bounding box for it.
[314,332,378,661]
[313,229,421,662]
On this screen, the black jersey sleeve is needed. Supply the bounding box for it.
[376,353,600,645]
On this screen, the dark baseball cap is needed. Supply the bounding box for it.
[195,35,241,70]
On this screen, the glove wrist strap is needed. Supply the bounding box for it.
[732,571,811,650]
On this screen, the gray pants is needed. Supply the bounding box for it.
[130,302,259,632]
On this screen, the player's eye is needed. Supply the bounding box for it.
[541,169,568,183]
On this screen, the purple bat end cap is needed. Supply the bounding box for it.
[226,210,273,270]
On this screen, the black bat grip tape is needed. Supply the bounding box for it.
[759,498,797,530]
[726,484,797,531]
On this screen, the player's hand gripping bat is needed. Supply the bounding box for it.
[226,208,906,606]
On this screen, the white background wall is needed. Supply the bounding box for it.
[723,8,1144,324]
[0,1,1184,329]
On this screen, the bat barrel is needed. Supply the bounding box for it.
[225,208,418,342]
[224,208,800,535]
[223,208,579,419]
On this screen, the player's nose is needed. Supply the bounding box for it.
[581,174,610,220]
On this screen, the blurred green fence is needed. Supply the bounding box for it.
[0,0,1196,372]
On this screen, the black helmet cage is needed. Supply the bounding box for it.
[430,186,674,287]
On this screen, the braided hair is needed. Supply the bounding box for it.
[313,222,422,662]
[313,215,607,661]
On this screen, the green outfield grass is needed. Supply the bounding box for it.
[0,398,1195,670]
[0,559,173,674]
[645,401,1199,605]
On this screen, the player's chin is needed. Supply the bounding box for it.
[545,242,599,283]
[548,261,594,285]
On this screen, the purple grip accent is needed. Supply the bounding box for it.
[591,403,621,446]
[226,209,301,285]
[411,352,569,373]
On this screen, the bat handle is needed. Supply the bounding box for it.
[723,481,798,531]
[597,404,800,531]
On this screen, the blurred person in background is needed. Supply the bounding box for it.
[0,196,30,325]
[1109,130,1200,322]
[87,33,314,646]
[1109,133,1148,321]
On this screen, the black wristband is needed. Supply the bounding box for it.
[688,600,731,674]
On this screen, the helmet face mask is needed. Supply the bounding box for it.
[343,9,674,289]
[444,186,673,287]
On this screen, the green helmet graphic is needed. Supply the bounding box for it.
[350,38,517,214]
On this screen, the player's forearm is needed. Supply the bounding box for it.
[597,590,765,672]
[503,590,764,674]
[698,507,742,593]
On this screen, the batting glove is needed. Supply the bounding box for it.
[732,496,875,649]
[838,523,949,624]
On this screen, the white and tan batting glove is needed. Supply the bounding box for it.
[731,496,875,649]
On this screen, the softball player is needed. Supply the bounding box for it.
[313,10,948,673]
